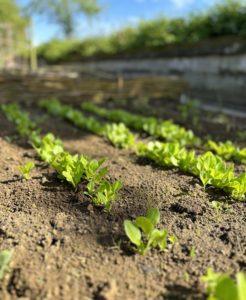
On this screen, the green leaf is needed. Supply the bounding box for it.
[237,273,246,300]
[135,216,154,236]
[18,161,35,180]
[112,180,123,193]
[149,228,168,250]
[95,166,108,183]
[124,220,142,247]
[62,170,76,187]
[0,250,12,280]
[214,276,238,300]
[146,208,160,226]
[168,235,177,244]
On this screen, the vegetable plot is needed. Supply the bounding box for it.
[39,99,135,149]
[137,142,246,200]
[81,101,199,146]
[40,99,246,201]
[81,102,246,164]
[1,99,245,300]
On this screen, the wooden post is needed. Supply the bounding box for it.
[29,21,38,72]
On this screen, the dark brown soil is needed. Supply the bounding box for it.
[0,78,245,300]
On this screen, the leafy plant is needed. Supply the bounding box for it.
[104,123,135,149]
[207,140,246,164]
[91,180,122,211]
[18,161,35,180]
[201,268,246,300]
[136,141,246,200]
[189,246,196,258]
[0,250,12,280]
[34,134,122,209]
[81,102,199,146]
[195,152,234,188]
[33,133,64,164]
[124,208,176,255]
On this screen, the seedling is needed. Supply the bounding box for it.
[92,180,122,211]
[104,123,135,149]
[207,140,246,164]
[124,208,176,255]
[201,268,246,300]
[189,246,196,258]
[18,161,35,180]
[0,250,12,280]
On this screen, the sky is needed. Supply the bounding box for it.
[17,0,219,45]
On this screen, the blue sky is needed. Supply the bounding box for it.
[17,0,219,45]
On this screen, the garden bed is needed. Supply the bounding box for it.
[0,78,245,300]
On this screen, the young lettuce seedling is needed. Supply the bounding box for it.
[201,268,246,300]
[207,140,246,164]
[104,123,135,149]
[124,208,176,255]
[0,250,12,280]
[92,180,123,211]
[18,161,35,180]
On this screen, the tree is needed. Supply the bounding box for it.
[0,0,29,43]
[28,0,101,37]
[0,0,29,38]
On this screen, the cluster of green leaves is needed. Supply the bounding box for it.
[104,123,135,149]
[34,133,122,211]
[201,268,246,300]
[38,0,246,63]
[137,141,246,200]
[207,140,246,164]
[18,161,35,180]
[82,102,246,164]
[0,250,12,280]
[0,0,29,47]
[40,99,135,149]
[2,103,122,211]
[124,208,176,255]
[81,102,199,146]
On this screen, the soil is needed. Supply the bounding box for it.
[0,76,245,300]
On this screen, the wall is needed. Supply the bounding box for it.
[81,54,246,113]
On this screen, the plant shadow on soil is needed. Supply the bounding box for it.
[164,284,206,300]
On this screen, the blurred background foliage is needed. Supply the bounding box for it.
[27,0,101,37]
[0,0,29,42]
[37,0,246,63]
[0,0,246,63]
